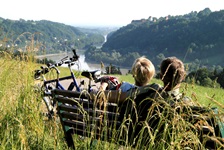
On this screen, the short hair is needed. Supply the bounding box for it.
[160,57,186,89]
[131,56,155,86]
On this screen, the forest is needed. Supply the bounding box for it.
[0,18,105,54]
[85,8,224,69]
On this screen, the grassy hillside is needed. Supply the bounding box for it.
[0,55,224,149]
[0,54,67,149]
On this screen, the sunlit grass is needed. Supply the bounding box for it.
[0,55,67,149]
[115,74,224,107]
[0,53,224,149]
[183,82,224,108]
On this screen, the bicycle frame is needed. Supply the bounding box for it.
[35,49,101,119]
[43,63,81,92]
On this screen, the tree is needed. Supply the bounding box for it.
[217,69,224,88]
[201,77,213,87]
[123,52,141,67]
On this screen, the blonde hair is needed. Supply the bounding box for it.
[131,56,155,86]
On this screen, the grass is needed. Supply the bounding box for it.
[117,74,224,108]
[0,54,67,149]
[0,53,224,149]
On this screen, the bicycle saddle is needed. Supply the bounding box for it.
[81,70,101,80]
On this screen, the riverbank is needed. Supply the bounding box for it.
[35,53,129,75]
[86,59,130,75]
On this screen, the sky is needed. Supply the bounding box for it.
[1,0,224,27]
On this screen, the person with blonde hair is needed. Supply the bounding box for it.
[93,56,159,103]
[119,56,155,92]
[90,57,160,146]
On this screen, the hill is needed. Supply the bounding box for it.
[85,8,224,69]
[0,18,105,54]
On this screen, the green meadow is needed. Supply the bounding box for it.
[117,74,224,108]
[0,54,224,149]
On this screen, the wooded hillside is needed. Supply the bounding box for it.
[0,18,105,54]
[85,8,224,69]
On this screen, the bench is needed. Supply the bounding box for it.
[52,89,123,149]
[52,88,224,149]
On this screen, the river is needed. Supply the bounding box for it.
[35,51,129,75]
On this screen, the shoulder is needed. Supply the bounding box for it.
[137,83,162,95]
[119,81,136,92]
[182,96,194,106]
[162,89,194,106]
[131,83,163,101]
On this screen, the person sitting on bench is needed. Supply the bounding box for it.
[91,56,160,103]
[159,56,194,105]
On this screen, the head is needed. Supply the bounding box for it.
[160,57,186,90]
[131,56,155,86]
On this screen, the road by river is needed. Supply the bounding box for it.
[35,52,129,75]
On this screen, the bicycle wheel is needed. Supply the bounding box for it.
[42,95,55,118]
[40,84,57,119]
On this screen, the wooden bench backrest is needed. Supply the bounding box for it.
[52,89,121,149]
[52,89,224,149]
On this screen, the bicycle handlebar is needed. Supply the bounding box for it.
[48,49,79,68]
[71,49,79,61]
[34,66,49,79]
[34,49,80,79]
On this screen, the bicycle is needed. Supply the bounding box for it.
[34,49,102,119]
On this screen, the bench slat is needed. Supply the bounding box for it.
[63,120,98,137]
[53,89,88,98]
[63,120,116,140]
[60,111,102,123]
[56,96,95,109]
[53,89,121,108]
[58,102,119,116]
[55,95,119,112]
[59,108,121,127]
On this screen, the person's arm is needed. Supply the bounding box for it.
[90,88,128,104]
[103,90,128,103]
[99,82,109,91]
[90,78,132,103]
